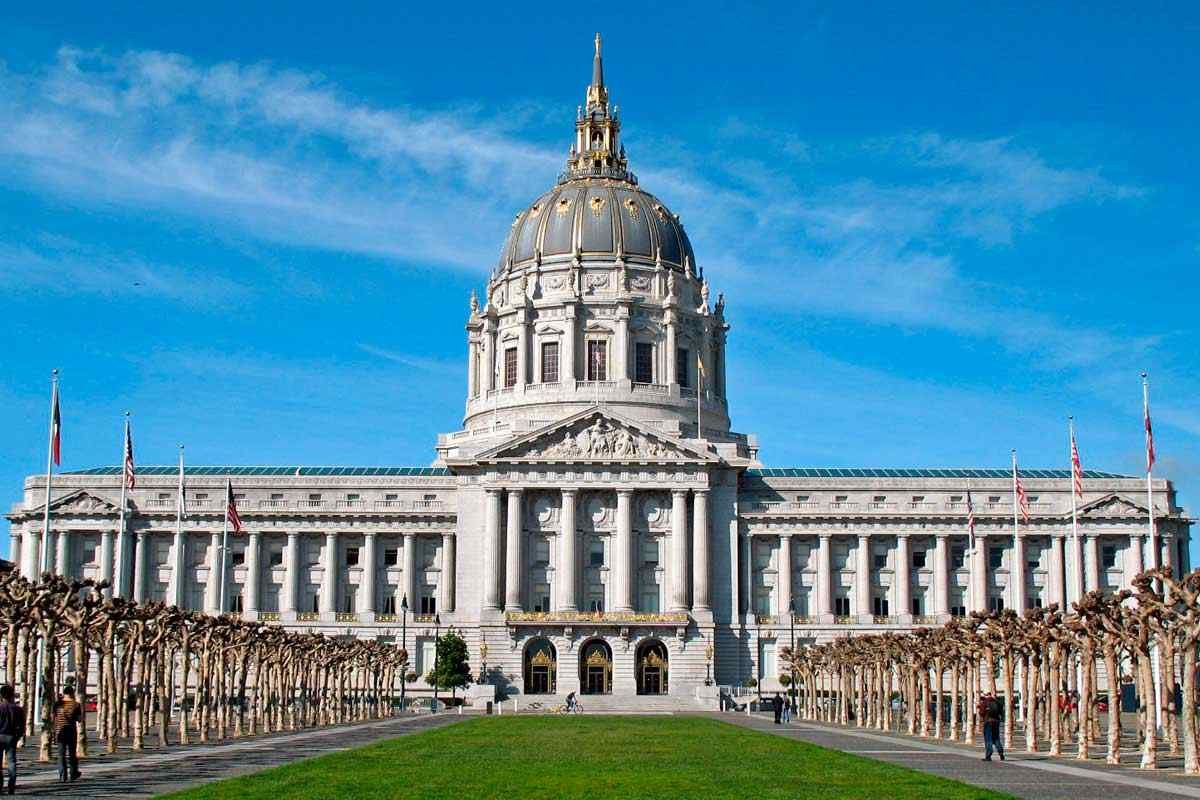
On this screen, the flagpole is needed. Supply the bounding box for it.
[1011,449,1021,612]
[112,412,131,599]
[1068,417,1081,605]
[966,479,976,613]
[33,369,58,750]
[1143,372,1163,733]
[696,354,703,440]
[218,479,230,614]
[174,445,185,607]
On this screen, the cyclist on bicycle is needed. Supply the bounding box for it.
[566,691,578,713]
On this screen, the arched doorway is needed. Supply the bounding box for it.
[636,639,669,695]
[579,639,612,695]
[523,638,557,695]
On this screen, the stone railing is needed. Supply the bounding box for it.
[741,499,1064,516]
[833,616,854,625]
[259,612,281,622]
[755,615,776,625]
[376,614,398,623]
[912,615,938,626]
[297,612,320,621]
[872,615,896,625]
[334,612,358,623]
[505,611,689,625]
[413,614,438,624]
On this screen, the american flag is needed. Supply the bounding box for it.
[966,488,976,537]
[225,480,243,534]
[1144,388,1156,473]
[1014,461,1031,523]
[1070,427,1083,499]
[50,380,61,466]
[123,419,136,490]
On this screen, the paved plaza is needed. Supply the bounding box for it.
[6,714,459,798]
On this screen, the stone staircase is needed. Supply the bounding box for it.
[511,693,702,714]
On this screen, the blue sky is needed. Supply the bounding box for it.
[2,3,1196,560]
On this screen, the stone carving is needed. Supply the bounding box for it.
[1082,495,1146,518]
[666,269,677,298]
[585,273,610,292]
[568,261,581,297]
[700,278,710,311]
[630,274,652,291]
[55,492,119,514]
[519,417,678,460]
[469,289,479,316]
[544,275,565,291]
[715,292,725,316]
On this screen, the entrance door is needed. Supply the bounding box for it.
[642,667,661,695]
[530,667,550,694]
[636,640,669,695]
[580,641,613,695]
[585,666,608,694]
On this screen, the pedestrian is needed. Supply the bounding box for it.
[0,684,25,795]
[565,691,577,713]
[981,693,1005,762]
[773,693,783,725]
[782,694,792,725]
[52,687,81,783]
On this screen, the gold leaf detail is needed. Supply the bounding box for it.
[589,195,606,218]
[555,197,572,217]
[625,198,640,219]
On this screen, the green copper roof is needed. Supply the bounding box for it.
[64,466,450,477]
[747,468,1132,479]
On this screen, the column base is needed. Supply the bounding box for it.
[281,610,298,623]
[361,611,377,623]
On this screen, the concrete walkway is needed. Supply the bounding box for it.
[9,713,462,798]
[717,713,1200,800]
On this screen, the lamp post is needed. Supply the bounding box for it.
[400,594,408,713]
[704,639,713,686]
[432,612,441,713]
[480,642,489,684]
[789,597,797,714]
[755,613,763,704]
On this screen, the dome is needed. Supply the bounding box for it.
[496,180,695,273]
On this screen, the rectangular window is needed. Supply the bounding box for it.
[270,492,284,500]
[541,341,560,383]
[912,550,927,569]
[310,594,319,613]
[309,493,322,501]
[873,495,886,503]
[194,493,209,501]
[340,591,355,614]
[533,584,552,613]
[834,596,851,617]
[420,594,437,615]
[586,340,607,381]
[384,548,399,567]
[912,495,925,502]
[641,589,660,613]
[346,493,360,501]
[989,595,1005,612]
[1102,545,1117,569]
[385,493,399,501]
[873,552,888,570]
[346,547,360,567]
[231,594,243,614]
[676,347,690,388]
[988,496,1001,504]
[872,596,889,616]
[231,551,245,566]
[989,548,1004,570]
[634,342,654,383]
[589,540,604,567]
[834,495,848,503]
[951,604,966,618]
[642,541,659,564]
[504,347,518,388]
[534,539,550,565]
[758,640,777,682]
[950,495,963,503]
[754,588,772,615]
[911,595,923,615]
[587,584,604,613]
[382,595,396,615]
[269,550,283,567]
[951,547,965,570]
[420,640,436,673]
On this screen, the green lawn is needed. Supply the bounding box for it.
[158,716,1011,800]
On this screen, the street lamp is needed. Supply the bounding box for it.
[480,642,489,684]
[755,613,763,704]
[432,612,441,713]
[400,594,408,713]
[789,597,797,714]
[704,638,713,686]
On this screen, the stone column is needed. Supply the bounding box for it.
[1011,534,1027,612]
[895,535,912,621]
[670,490,690,612]
[1067,530,1085,604]
[1049,535,1065,609]
[170,528,187,608]
[563,305,577,382]
[112,527,128,598]
[615,306,629,383]
[281,532,300,617]
[855,534,871,620]
[22,530,39,581]
[776,533,791,619]
[320,532,338,615]
[1126,533,1144,589]
[933,534,950,617]
[692,489,711,614]
[244,531,262,615]
[98,530,114,599]
[361,532,377,616]
[9,534,21,584]
[466,340,478,398]
[816,534,833,621]
[483,322,497,392]
[665,314,678,385]
[971,534,987,613]
[133,531,150,603]
[516,311,529,387]
[440,533,456,612]
[402,533,418,613]
[558,489,578,612]
[613,490,635,613]
[203,531,219,612]
[483,489,503,611]
[1085,533,1101,590]
[738,534,751,616]
[505,489,524,612]
[55,529,70,576]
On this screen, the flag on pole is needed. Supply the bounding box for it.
[1144,378,1156,473]
[1070,425,1084,499]
[176,450,186,520]
[123,420,136,490]
[225,480,243,534]
[50,381,61,466]
[966,488,976,538]
[1013,458,1031,523]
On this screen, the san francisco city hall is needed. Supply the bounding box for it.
[6,38,1191,708]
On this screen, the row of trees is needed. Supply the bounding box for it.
[0,562,422,761]
[780,567,1200,774]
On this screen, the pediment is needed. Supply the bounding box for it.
[1079,493,1148,519]
[477,408,717,464]
[38,490,122,515]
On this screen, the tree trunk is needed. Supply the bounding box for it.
[1182,642,1198,775]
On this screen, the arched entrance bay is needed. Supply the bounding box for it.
[579,639,612,695]
[523,638,557,695]
[636,639,669,695]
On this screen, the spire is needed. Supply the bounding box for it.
[586,32,609,111]
[562,33,633,184]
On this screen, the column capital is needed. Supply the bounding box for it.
[671,488,689,499]
[486,487,503,496]
[508,486,524,497]
[364,530,378,538]
[693,487,710,496]
[616,488,635,498]
[896,531,911,539]
[561,487,578,496]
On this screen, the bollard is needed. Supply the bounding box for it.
[746,700,751,717]
[458,704,463,715]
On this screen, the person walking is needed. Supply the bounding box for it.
[772,693,783,725]
[781,693,792,725]
[0,685,26,795]
[51,687,81,783]
[981,693,1005,762]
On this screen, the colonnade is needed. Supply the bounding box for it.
[482,486,710,614]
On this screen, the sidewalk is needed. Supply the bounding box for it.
[8,713,463,797]
[716,713,1200,800]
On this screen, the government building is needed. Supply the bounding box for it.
[6,37,1191,708]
